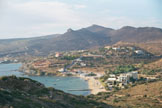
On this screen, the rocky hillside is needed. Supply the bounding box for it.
[0,25,162,56]
[114,41,162,56]
[0,76,112,108]
[109,26,162,43]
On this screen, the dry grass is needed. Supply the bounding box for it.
[105,81,162,108]
[115,41,162,56]
[142,59,162,70]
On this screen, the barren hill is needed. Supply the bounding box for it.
[0,25,162,56]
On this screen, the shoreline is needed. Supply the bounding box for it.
[21,70,107,95]
[19,63,107,95]
[80,76,107,95]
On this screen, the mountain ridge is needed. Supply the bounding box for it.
[0,25,162,56]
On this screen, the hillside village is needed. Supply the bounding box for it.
[17,44,162,93]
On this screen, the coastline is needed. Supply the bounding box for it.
[20,63,107,94]
[81,76,106,95]
[2,63,107,95]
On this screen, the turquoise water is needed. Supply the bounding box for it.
[0,63,90,95]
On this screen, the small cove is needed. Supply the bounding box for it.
[0,63,90,95]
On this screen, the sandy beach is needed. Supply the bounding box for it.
[83,77,106,94]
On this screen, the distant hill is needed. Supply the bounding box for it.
[0,76,112,108]
[0,25,162,56]
[109,26,162,43]
[85,24,114,33]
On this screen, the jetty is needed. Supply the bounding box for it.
[67,89,92,91]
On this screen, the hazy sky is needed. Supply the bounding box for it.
[0,0,162,39]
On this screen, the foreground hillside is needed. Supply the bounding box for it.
[0,76,112,108]
[0,25,162,56]
[88,81,162,108]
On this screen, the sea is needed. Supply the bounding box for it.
[0,63,90,95]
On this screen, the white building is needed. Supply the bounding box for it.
[75,58,82,62]
[55,52,62,58]
[135,50,144,55]
[118,74,130,85]
[118,71,138,85]
[58,68,66,72]
[109,74,116,78]
[127,71,138,80]
[80,62,86,67]
[112,47,120,51]
[107,78,117,88]
[107,78,117,82]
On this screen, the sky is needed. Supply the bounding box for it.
[0,0,162,39]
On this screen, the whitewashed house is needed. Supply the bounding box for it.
[109,74,116,78]
[127,71,138,80]
[107,78,117,88]
[112,47,120,51]
[118,74,130,85]
[118,71,138,85]
[58,68,66,72]
[80,62,86,67]
[135,50,144,55]
[75,58,82,62]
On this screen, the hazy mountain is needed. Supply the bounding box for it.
[0,25,162,56]
[109,26,162,43]
[85,24,114,33]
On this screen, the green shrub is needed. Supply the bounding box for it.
[113,98,119,103]
[61,55,79,60]
[111,65,137,74]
